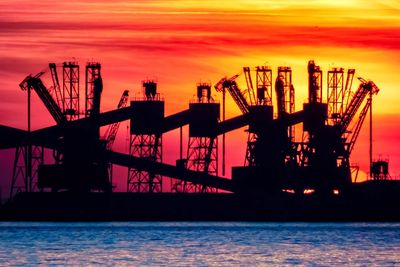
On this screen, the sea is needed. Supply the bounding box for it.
[0,222,399,266]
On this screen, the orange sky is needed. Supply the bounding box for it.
[0,0,399,192]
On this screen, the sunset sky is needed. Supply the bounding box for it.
[0,0,399,192]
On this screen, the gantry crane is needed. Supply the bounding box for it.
[299,72,380,191]
[103,90,129,151]
[215,67,277,167]
[341,78,379,182]
[11,70,68,198]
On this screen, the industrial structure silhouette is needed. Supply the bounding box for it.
[1,60,398,221]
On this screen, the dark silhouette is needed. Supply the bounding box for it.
[1,60,400,221]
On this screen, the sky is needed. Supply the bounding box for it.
[0,0,399,193]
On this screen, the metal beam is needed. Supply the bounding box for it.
[0,125,28,149]
[2,108,306,150]
[107,151,235,192]
[217,114,249,135]
[162,109,190,133]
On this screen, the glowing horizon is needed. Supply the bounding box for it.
[0,0,399,191]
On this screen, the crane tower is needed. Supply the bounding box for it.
[127,81,163,192]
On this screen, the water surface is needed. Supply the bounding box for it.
[0,222,399,266]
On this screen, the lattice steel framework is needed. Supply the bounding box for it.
[10,146,26,198]
[127,134,162,192]
[255,66,273,105]
[243,67,273,167]
[10,75,48,199]
[127,81,163,193]
[278,66,295,140]
[327,67,344,125]
[85,62,101,117]
[183,136,218,192]
[10,145,44,199]
[63,62,80,121]
[172,83,218,192]
[245,132,257,166]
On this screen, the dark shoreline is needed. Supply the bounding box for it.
[2,180,400,222]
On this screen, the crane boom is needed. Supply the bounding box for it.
[19,73,66,125]
[103,90,129,150]
[215,75,249,114]
[347,98,371,154]
[339,78,379,134]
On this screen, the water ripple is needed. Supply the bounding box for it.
[0,222,399,266]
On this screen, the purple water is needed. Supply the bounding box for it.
[0,222,399,266]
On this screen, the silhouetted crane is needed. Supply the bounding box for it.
[103,90,129,151]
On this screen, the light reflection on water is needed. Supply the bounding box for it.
[0,222,399,266]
